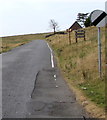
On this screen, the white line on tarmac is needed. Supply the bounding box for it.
[54,75,56,78]
[47,43,55,68]
[51,53,54,68]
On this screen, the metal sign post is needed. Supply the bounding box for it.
[90,9,107,78]
[98,27,102,77]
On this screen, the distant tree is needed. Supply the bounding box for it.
[76,13,89,27]
[84,16,91,27]
[49,19,59,34]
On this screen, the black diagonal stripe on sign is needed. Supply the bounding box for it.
[92,12,107,26]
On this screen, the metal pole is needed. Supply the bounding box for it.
[98,27,102,78]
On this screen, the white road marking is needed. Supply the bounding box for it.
[54,75,56,78]
[55,79,56,81]
[47,43,55,68]
[51,53,54,68]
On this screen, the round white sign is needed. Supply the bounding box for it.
[90,10,107,27]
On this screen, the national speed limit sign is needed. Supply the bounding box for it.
[90,10,107,77]
[90,10,107,27]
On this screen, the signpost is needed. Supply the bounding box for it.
[90,10,107,77]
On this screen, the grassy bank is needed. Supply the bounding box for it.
[0,33,49,53]
[46,26,106,117]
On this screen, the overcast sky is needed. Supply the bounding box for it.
[0,0,106,37]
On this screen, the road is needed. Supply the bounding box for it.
[2,40,89,118]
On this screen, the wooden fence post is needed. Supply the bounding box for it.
[68,30,71,45]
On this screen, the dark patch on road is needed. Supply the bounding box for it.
[31,71,40,98]
[26,67,88,118]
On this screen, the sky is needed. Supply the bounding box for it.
[0,0,106,37]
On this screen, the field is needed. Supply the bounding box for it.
[46,26,106,118]
[0,33,49,53]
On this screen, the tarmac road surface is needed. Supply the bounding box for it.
[2,40,89,118]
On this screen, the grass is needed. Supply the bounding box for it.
[46,26,106,110]
[0,32,49,53]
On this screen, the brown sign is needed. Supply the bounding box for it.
[75,30,85,42]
